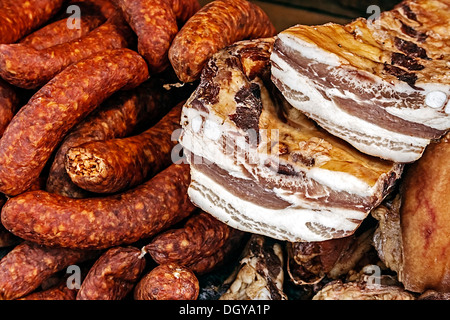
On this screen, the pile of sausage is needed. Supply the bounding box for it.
[0,0,276,300]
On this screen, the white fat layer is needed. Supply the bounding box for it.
[271,51,430,162]
[306,168,374,196]
[385,106,450,129]
[180,107,244,174]
[188,167,367,242]
[325,70,450,130]
[181,106,379,198]
[277,33,342,67]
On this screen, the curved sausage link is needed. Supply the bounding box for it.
[45,76,176,198]
[65,102,183,194]
[0,0,65,44]
[19,15,105,50]
[1,164,196,249]
[168,0,276,83]
[0,14,134,89]
[0,241,97,300]
[145,211,237,266]
[134,263,199,300]
[77,246,146,300]
[0,48,149,196]
[114,0,200,73]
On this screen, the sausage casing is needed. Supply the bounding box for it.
[45,76,177,198]
[19,15,105,50]
[69,0,117,19]
[65,102,183,194]
[170,0,201,26]
[0,241,97,300]
[19,280,78,300]
[114,0,178,74]
[133,263,199,300]
[0,0,64,44]
[0,79,19,137]
[0,48,149,196]
[168,0,276,83]
[77,246,146,300]
[145,211,238,266]
[1,164,196,249]
[186,228,247,275]
[0,14,134,89]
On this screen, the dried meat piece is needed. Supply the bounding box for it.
[220,235,287,300]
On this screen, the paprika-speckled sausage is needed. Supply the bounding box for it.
[0,241,97,300]
[0,48,149,196]
[169,0,201,26]
[77,246,146,300]
[168,0,276,83]
[1,164,196,249]
[0,79,19,137]
[45,76,178,198]
[65,102,183,194]
[45,72,192,198]
[0,194,20,248]
[145,211,241,266]
[19,280,78,300]
[114,0,200,73]
[0,14,134,89]
[19,15,105,50]
[133,263,199,300]
[114,0,178,74]
[188,228,247,275]
[70,0,117,19]
[0,0,64,44]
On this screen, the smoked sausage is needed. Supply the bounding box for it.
[114,0,200,73]
[0,14,134,89]
[45,77,175,198]
[1,164,196,249]
[145,211,240,266]
[168,0,276,83]
[19,15,105,50]
[69,0,117,19]
[77,246,146,300]
[0,0,64,44]
[114,0,178,74]
[134,263,199,300]
[19,280,78,300]
[0,241,97,300]
[0,79,19,137]
[65,102,183,194]
[0,48,149,196]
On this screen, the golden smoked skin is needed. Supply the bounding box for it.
[400,132,450,293]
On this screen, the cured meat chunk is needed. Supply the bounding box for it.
[179,38,402,242]
[271,0,450,162]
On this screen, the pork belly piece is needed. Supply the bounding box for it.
[271,0,450,163]
[179,38,403,242]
